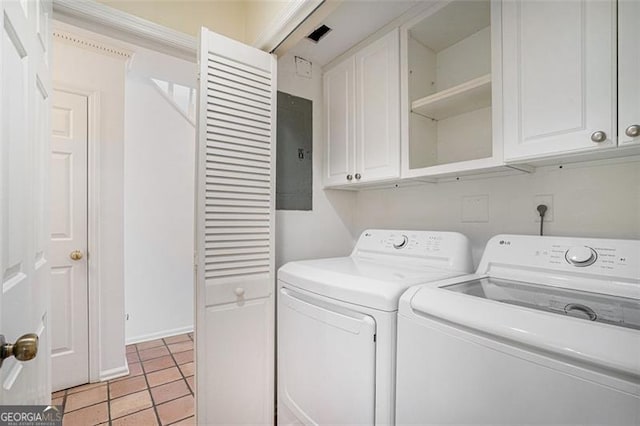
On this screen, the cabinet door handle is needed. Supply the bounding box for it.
[590,131,607,143]
[355,173,362,180]
[625,125,640,138]
[346,174,353,181]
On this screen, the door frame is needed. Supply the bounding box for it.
[51,82,102,383]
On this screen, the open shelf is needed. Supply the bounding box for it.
[411,74,492,120]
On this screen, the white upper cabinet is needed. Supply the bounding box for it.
[323,58,355,187]
[355,29,400,183]
[323,29,400,188]
[502,0,616,161]
[618,0,640,147]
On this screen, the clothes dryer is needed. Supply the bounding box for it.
[277,229,473,425]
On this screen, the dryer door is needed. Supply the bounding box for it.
[278,287,376,425]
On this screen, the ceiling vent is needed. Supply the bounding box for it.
[306,24,332,43]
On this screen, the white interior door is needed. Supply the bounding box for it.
[50,89,89,392]
[196,28,276,424]
[0,0,52,404]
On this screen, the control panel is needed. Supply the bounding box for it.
[479,235,640,281]
[356,230,448,255]
[353,229,473,272]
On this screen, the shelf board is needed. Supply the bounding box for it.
[411,74,492,121]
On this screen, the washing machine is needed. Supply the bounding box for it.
[396,234,640,425]
[276,229,474,425]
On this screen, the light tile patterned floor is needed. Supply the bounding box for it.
[52,333,195,426]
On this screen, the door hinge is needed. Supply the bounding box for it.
[373,334,376,342]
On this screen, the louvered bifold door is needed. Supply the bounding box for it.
[195,28,277,425]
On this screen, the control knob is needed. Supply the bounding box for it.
[565,246,597,267]
[393,235,409,249]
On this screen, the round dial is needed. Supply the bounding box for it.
[393,235,409,249]
[565,246,597,267]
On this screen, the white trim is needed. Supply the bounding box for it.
[125,326,194,346]
[53,83,103,384]
[52,28,133,59]
[252,0,324,52]
[99,365,129,382]
[87,89,103,384]
[52,0,196,59]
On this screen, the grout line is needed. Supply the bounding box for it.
[166,412,195,426]
[152,391,193,413]
[106,374,112,425]
[61,399,108,415]
[138,342,164,426]
[166,340,194,397]
[61,390,67,416]
[106,390,193,426]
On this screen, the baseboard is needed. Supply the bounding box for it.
[99,364,130,382]
[125,325,194,345]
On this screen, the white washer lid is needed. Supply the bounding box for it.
[278,256,462,312]
[407,277,640,379]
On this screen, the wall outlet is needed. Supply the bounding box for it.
[462,195,489,223]
[534,194,554,222]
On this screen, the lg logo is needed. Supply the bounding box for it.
[499,240,512,246]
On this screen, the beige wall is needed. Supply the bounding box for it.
[96,0,247,41]
[245,0,290,44]
[95,0,294,44]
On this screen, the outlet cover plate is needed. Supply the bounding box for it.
[462,195,489,223]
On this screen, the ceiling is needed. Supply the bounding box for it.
[288,0,423,67]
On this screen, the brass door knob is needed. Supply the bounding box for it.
[70,250,83,261]
[0,333,38,367]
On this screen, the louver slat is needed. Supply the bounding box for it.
[207,141,270,157]
[208,75,271,100]
[208,98,270,120]
[207,86,271,110]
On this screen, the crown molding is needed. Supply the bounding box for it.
[52,0,197,60]
[252,0,324,53]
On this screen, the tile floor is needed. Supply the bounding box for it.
[52,333,195,426]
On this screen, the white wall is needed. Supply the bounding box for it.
[354,160,640,266]
[53,25,127,380]
[123,47,195,343]
[276,53,357,268]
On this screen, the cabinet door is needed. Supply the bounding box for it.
[355,29,400,182]
[324,58,355,187]
[619,0,640,147]
[502,1,616,161]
